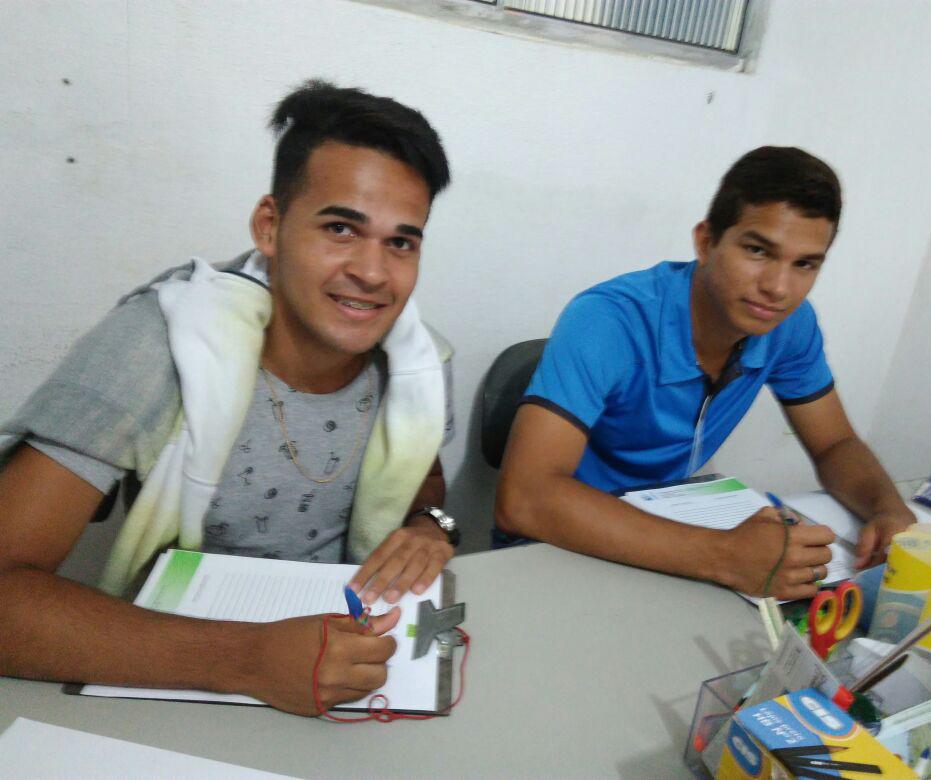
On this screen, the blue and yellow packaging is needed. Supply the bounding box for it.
[716,688,915,778]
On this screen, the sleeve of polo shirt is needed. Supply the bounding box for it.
[522,292,632,435]
[767,300,835,406]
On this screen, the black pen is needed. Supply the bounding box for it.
[786,756,881,773]
[774,745,846,757]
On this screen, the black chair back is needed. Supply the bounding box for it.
[481,339,547,469]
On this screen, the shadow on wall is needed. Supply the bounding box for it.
[57,504,126,588]
[445,338,549,555]
[445,376,500,555]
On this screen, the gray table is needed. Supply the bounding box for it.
[0,544,770,779]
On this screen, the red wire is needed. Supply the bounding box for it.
[311,613,471,723]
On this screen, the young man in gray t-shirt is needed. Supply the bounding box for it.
[0,80,457,718]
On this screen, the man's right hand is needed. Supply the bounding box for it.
[717,508,835,600]
[242,607,400,716]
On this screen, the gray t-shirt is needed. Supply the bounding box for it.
[31,350,454,563]
[200,359,386,564]
[15,278,454,564]
[31,359,383,564]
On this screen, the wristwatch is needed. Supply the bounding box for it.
[412,506,460,547]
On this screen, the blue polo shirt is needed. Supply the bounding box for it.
[523,261,834,493]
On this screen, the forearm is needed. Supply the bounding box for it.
[403,470,447,541]
[405,457,445,517]
[0,567,257,691]
[496,473,728,584]
[408,475,445,511]
[814,436,908,520]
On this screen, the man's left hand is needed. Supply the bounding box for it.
[854,509,914,569]
[348,516,453,605]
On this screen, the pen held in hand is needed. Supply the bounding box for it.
[343,585,370,626]
[766,492,799,525]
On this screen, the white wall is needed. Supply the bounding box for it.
[2,0,930,547]
[868,236,931,484]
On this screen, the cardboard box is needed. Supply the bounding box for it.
[716,688,915,778]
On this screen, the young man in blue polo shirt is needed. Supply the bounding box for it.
[495,147,914,600]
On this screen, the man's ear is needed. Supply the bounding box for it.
[693,220,713,267]
[251,195,280,262]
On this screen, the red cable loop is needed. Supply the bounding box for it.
[311,613,470,723]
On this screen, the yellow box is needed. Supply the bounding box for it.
[716,689,914,778]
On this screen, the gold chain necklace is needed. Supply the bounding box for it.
[260,365,374,485]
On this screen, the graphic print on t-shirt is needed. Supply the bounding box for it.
[200,357,386,564]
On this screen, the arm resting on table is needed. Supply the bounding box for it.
[0,445,397,716]
[495,404,833,599]
[783,389,914,568]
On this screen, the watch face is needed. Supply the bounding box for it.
[423,507,458,545]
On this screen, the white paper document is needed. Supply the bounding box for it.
[781,491,862,546]
[0,718,295,779]
[622,477,770,530]
[81,550,443,712]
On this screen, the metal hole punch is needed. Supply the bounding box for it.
[411,599,466,660]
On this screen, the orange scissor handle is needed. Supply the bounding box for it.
[809,581,863,659]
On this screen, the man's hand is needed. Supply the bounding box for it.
[349,517,453,605]
[784,392,914,572]
[854,509,914,570]
[243,608,400,716]
[716,508,836,600]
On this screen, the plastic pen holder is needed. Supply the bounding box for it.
[684,663,764,779]
[684,652,857,778]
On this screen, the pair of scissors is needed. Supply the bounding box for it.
[808,580,862,660]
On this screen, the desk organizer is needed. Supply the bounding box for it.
[685,654,856,778]
[684,664,764,778]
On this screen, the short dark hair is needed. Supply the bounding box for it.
[269,79,450,213]
[706,146,842,242]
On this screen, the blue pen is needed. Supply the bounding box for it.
[766,492,798,525]
[344,585,368,624]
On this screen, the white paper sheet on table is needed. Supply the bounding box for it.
[80,550,443,712]
[0,718,296,779]
[782,491,863,546]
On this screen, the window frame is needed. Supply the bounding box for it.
[348,0,769,72]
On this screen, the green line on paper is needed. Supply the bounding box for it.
[144,550,203,611]
[689,477,747,495]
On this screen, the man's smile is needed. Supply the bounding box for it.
[327,293,389,319]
